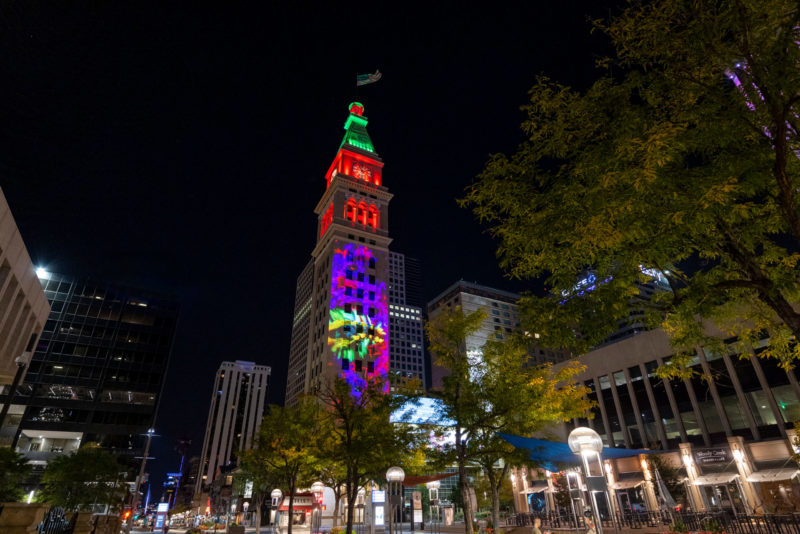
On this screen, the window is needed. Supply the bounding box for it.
[367,205,379,228]
[369,291,375,300]
[357,272,364,282]
[357,202,368,225]
[369,258,376,269]
[345,199,357,222]
[345,303,352,313]
[369,275,375,284]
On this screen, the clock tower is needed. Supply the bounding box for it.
[286,102,392,402]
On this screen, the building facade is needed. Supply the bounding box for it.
[197,360,269,492]
[8,270,178,477]
[285,102,392,404]
[528,327,800,515]
[0,188,51,389]
[388,252,425,383]
[286,260,313,405]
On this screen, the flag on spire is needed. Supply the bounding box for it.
[356,70,382,87]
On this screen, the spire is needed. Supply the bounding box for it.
[340,102,376,153]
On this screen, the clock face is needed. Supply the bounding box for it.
[352,162,373,182]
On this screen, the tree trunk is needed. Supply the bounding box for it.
[255,500,261,534]
[334,488,341,527]
[459,461,474,534]
[345,477,357,534]
[486,469,501,534]
[287,478,296,534]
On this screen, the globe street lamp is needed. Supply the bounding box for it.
[271,489,283,528]
[311,482,325,534]
[386,467,405,534]
[568,427,607,534]
[426,480,440,526]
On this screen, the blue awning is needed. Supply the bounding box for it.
[498,432,655,472]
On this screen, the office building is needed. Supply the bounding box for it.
[0,188,51,445]
[0,189,51,385]
[524,326,800,515]
[197,360,269,493]
[388,252,425,383]
[10,271,178,475]
[286,260,313,405]
[284,102,392,404]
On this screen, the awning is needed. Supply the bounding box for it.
[747,468,800,483]
[609,478,644,490]
[498,432,656,472]
[693,472,739,486]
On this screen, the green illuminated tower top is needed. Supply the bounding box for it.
[340,102,376,154]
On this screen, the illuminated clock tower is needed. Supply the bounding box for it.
[285,102,392,403]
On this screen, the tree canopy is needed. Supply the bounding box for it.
[0,447,29,502]
[462,0,800,374]
[39,446,128,511]
[426,306,590,534]
[316,376,425,534]
[249,399,323,534]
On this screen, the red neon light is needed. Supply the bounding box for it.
[320,203,334,237]
[326,148,384,187]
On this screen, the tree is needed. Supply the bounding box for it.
[0,447,29,502]
[39,446,129,511]
[237,447,282,534]
[649,455,686,508]
[426,307,590,534]
[317,376,425,534]
[249,399,323,534]
[462,0,800,376]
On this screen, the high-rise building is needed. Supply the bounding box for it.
[0,188,51,387]
[10,271,178,476]
[285,260,313,405]
[427,280,569,388]
[285,102,392,404]
[388,252,425,384]
[0,188,51,446]
[197,360,269,493]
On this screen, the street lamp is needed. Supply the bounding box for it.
[426,480,440,525]
[386,467,405,534]
[271,489,283,528]
[568,427,608,534]
[311,482,325,534]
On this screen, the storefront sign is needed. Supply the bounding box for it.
[412,491,422,510]
[695,448,730,465]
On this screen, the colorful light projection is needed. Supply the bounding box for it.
[328,243,389,392]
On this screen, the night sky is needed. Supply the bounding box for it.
[0,2,614,492]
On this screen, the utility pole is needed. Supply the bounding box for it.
[127,428,156,534]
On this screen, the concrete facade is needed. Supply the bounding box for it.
[529,327,800,514]
[197,360,269,493]
[0,187,50,387]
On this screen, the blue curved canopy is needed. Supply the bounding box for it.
[498,432,655,472]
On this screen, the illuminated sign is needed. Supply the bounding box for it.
[374,505,384,526]
[157,503,169,513]
[371,490,385,504]
[244,480,253,498]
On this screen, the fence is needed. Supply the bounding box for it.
[509,510,800,533]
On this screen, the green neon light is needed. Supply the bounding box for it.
[340,111,375,153]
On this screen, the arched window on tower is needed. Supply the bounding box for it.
[345,199,357,222]
[367,205,379,229]
[357,202,368,225]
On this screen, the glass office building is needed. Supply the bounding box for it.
[10,270,178,474]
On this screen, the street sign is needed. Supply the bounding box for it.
[372,490,385,503]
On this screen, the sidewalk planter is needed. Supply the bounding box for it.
[0,503,49,534]
[228,525,246,534]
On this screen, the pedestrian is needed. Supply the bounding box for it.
[532,517,543,534]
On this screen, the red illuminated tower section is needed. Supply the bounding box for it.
[287,102,392,402]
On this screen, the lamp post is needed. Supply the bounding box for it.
[311,482,325,534]
[426,480,440,532]
[386,467,405,534]
[126,428,156,534]
[568,427,610,534]
[271,489,283,530]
